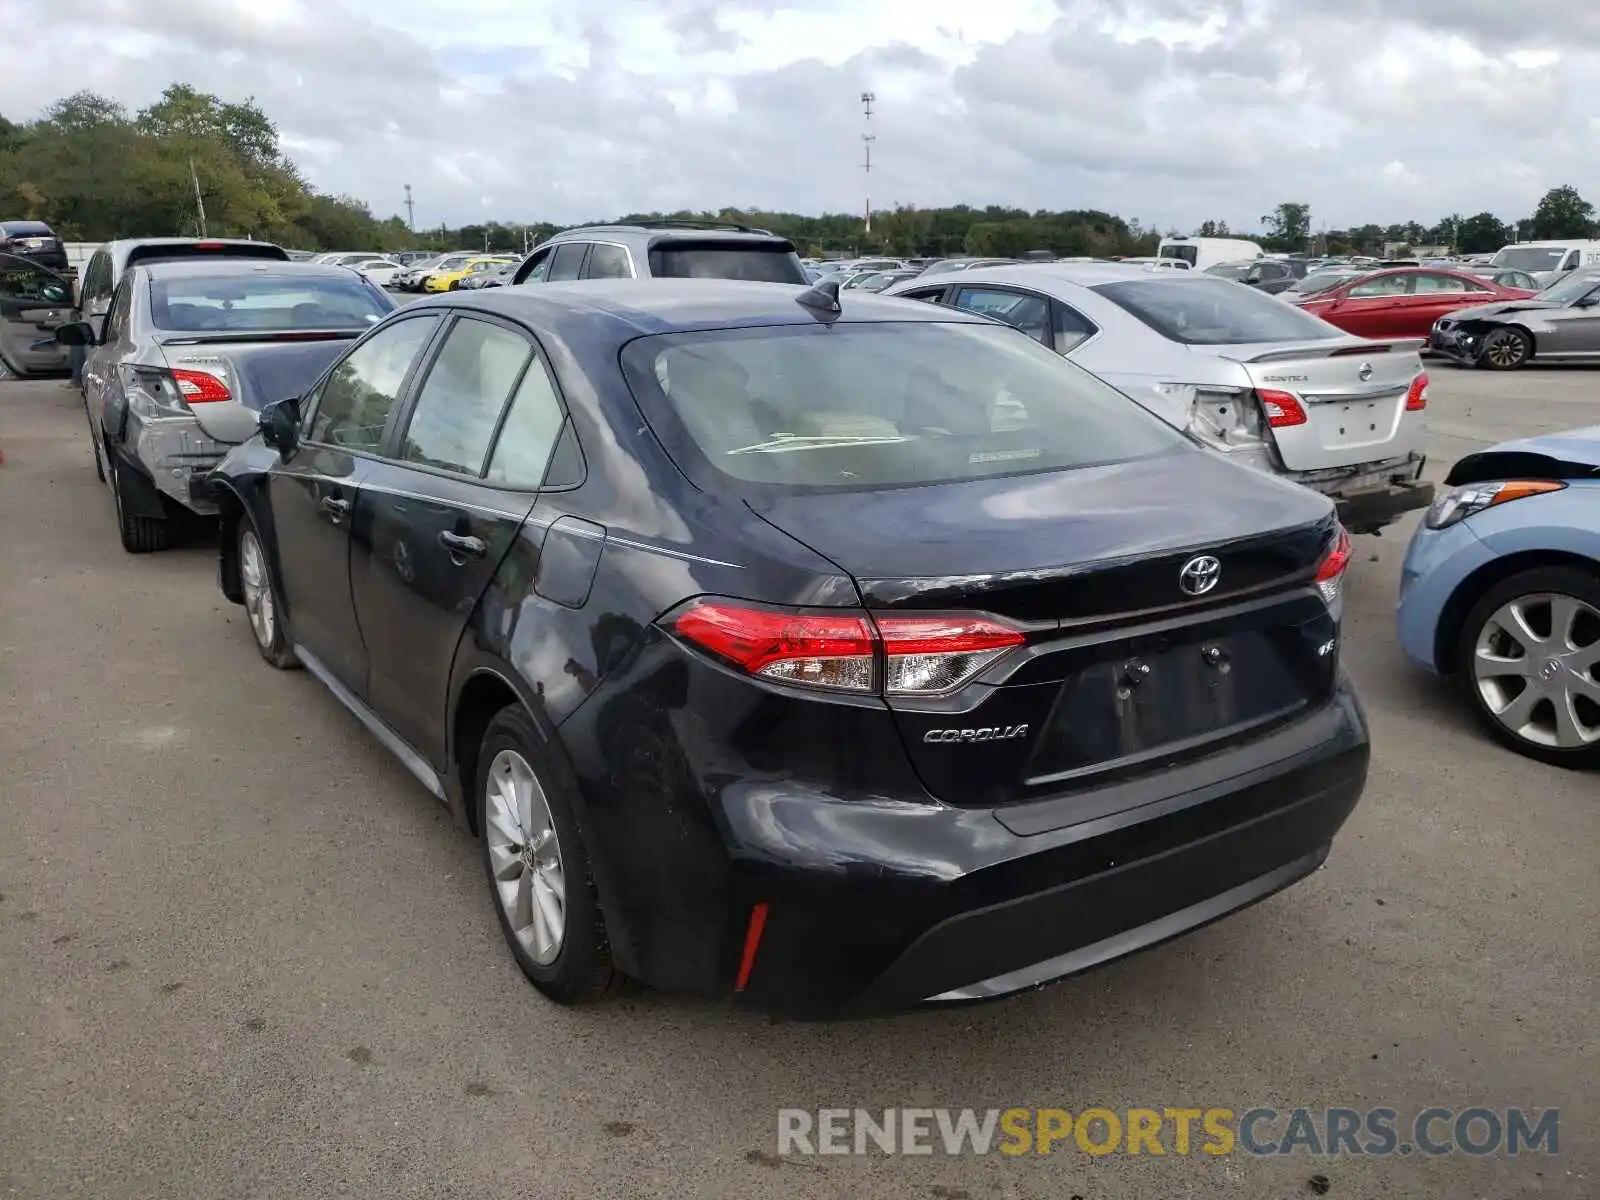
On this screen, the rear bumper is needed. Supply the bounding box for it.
[1334,480,1434,533]
[728,683,1369,1018]
[128,417,230,514]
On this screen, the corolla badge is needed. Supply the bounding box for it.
[923,725,1030,744]
[1358,361,1374,382]
[1178,554,1222,597]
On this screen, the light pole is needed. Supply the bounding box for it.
[404,184,415,233]
[860,91,875,235]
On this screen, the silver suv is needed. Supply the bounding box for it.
[891,263,1433,533]
[509,221,808,286]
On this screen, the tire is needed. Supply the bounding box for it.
[238,517,299,669]
[1476,327,1532,371]
[477,706,624,1004]
[1456,565,1600,769]
[108,452,170,553]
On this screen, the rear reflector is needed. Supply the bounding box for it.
[170,368,231,403]
[734,902,769,992]
[1257,388,1308,428]
[669,600,1025,696]
[1313,526,1353,604]
[1405,372,1429,411]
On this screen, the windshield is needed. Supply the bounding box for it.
[1204,262,1251,281]
[1535,273,1600,304]
[620,321,1189,493]
[149,273,394,332]
[1492,246,1568,272]
[1291,270,1360,294]
[1095,277,1342,344]
[1159,244,1198,265]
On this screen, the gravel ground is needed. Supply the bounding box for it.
[0,365,1594,1199]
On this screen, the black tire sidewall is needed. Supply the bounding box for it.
[1455,565,1600,768]
[476,706,611,1000]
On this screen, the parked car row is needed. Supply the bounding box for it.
[11,225,1589,1025]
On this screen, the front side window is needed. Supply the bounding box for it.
[1095,277,1343,344]
[401,318,532,475]
[620,320,1189,493]
[308,316,440,451]
[1347,274,1414,298]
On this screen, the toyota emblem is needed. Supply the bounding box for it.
[1358,361,1374,382]
[1178,554,1222,597]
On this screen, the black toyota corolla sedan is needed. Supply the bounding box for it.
[209,279,1369,1017]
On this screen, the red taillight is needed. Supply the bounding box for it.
[1313,525,1353,603]
[1405,372,1429,411]
[170,368,231,403]
[669,600,1024,696]
[1257,388,1308,428]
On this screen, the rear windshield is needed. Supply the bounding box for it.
[1,221,54,237]
[619,321,1189,493]
[1491,246,1568,272]
[1095,277,1342,344]
[149,273,393,332]
[1204,262,1250,280]
[127,242,289,268]
[1291,270,1360,294]
[648,241,807,283]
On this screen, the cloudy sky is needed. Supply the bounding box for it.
[4,0,1595,232]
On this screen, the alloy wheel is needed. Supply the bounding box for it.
[484,749,567,965]
[1472,592,1600,749]
[239,529,276,651]
[1482,329,1528,369]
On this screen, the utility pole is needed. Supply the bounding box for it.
[189,159,207,238]
[404,184,415,232]
[860,91,876,235]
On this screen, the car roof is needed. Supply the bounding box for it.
[133,259,369,282]
[416,279,992,339]
[915,262,1226,289]
[549,225,788,245]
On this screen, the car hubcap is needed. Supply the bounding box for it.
[1473,593,1600,749]
[239,530,276,649]
[485,749,566,965]
[1484,332,1525,367]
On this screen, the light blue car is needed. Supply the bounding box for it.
[1397,426,1600,768]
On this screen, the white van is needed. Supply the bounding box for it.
[1490,240,1600,286]
[1156,236,1265,273]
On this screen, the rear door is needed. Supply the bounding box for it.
[1333,273,1413,336]
[1390,272,1495,336]
[0,254,72,376]
[269,313,443,692]
[351,313,562,764]
[544,243,589,282]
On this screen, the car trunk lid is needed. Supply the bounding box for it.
[1212,339,1425,471]
[750,450,1344,808]
[157,334,354,443]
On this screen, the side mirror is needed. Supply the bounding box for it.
[53,321,98,347]
[259,398,301,457]
[1575,295,1600,309]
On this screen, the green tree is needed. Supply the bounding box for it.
[1260,202,1311,251]
[1196,219,1231,237]
[1455,212,1512,255]
[1528,185,1595,239]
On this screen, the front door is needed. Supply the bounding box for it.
[351,314,567,765]
[0,253,71,376]
[269,313,443,692]
[1537,284,1600,356]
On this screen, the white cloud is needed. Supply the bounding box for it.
[2,0,1597,233]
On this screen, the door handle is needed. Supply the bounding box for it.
[321,496,351,520]
[438,531,487,558]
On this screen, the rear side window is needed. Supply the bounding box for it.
[546,243,587,282]
[648,241,806,283]
[487,360,567,487]
[583,243,632,279]
[952,287,1051,346]
[1094,277,1341,344]
[620,321,1188,493]
[402,318,531,475]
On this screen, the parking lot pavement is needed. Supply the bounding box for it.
[0,372,1594,1200]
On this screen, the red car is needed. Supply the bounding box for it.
[1290,267,1534,340]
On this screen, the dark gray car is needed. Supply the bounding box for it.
[1430,269,1600,370]
[55,260,395,551]
[510,221,808,285]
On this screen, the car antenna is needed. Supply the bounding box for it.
[795,278,842,321]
